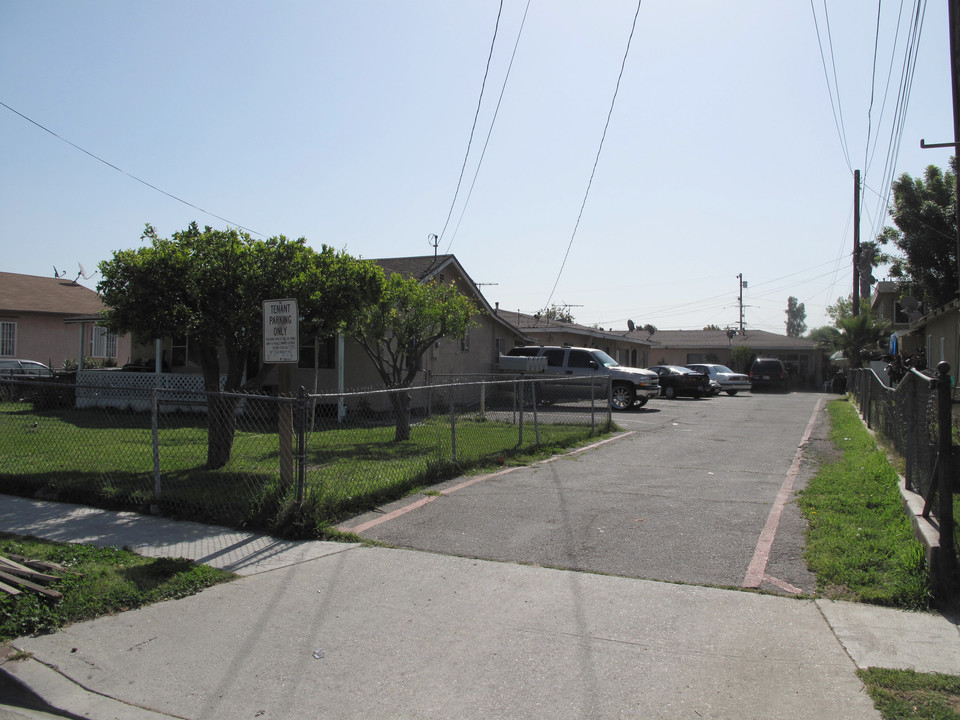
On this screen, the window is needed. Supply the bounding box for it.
[298,336,336,369]
[567,350,596,369]
[90,325,117,359]
[543,349,565,367]
[461,328,470,352]
[0,321,15,357]
[171,335,189,367]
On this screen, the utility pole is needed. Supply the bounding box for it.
[853,169,861,317]
[951,0,960,301]
[737,273,746,333]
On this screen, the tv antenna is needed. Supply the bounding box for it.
[427,233,439,258]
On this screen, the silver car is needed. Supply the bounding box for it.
[0,359,54,377]
[685,364,751,396]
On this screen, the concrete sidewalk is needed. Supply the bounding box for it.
[0,496,958,720]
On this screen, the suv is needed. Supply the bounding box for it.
[505,346,659,410]
[749,358,789,392]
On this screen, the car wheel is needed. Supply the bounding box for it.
[664,385,677,399]
[692,391,702,399]
[726,390,738,396]
[635,397,648,408]
[610,383,636,411]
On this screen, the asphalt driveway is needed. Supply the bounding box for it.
[342,391,835,594]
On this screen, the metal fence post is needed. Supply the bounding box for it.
[518,381,524,445]
[905,373,916,491]
[531,381,540,445]
[590,381,596,432]
[449,395,457,462]
[296,387,308,504]
[936,362,957,585]
[150,386,161,515]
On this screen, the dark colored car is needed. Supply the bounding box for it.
[749,358,789,392]
[647,365,710,399]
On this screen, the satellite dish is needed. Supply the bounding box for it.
[627,319,635,332]
[899,296,920,312]
[75,262,98,282]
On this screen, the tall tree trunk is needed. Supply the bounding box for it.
[200,346,236,469]
[389,389,412,442]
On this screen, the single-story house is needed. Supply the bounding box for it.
[118,254,533,411]
[0,271,131,370]
[639,329,824,389]
[504,312,655,368]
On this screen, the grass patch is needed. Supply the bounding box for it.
[0,400,615,538]
[0,533,235,641]
[798,399,931,610]
[858,668,960,719]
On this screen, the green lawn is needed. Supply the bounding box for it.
[0,400,611,537]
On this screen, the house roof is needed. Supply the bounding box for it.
[508,310,654,347]
[371,255,533,342]
[0,272,107,316]
[641,329,817,351]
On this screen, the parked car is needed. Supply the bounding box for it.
[0,359,54,377]
[685,363,751,396]
[505,346,660,410]
[647,365,710,399]
[749,357,789,392]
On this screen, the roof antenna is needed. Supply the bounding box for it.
[427,233,439,258]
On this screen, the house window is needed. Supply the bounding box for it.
[495,337,506,360]
[461,328,470,352]
[0,322,15,357]
[171,335,189,367]
[90,326,117,359]
[298,336,336,369]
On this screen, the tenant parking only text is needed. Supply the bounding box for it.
[263,299,299,363]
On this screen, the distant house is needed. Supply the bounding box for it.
[505,312,655,368]
[639,329,824,388]
[0,272,131,370]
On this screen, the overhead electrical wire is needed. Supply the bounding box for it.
[445,0,531,254]
[0,99,265,237]
[865,0,927,250]
[862,0,883,179]
[810,0,853,173]
[436,0,504,246]
[542,0,643,316]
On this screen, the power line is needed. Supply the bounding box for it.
[0,99,265,237]
[810,0,853,172]
[543,0,643,313]
[445,0,531,253]
[436,0,504,245]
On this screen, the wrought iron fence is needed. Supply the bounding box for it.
[0,375,613,537]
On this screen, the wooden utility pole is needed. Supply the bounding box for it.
[853,169,861,317]
[951,0,960,300]
[737,273,746,333]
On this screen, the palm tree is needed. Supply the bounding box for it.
[835,314,890,368]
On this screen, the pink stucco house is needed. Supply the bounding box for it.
[0,271,131,370]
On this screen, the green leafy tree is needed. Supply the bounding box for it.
[351,273,478,441]
[98,222,381,467]
[729,345,753,374]
[785,296,807,337]
[540,305,575,323]
[806,325,841,352]
[826,295,853,324]
[702,324,722,331]
[878,158,958,310]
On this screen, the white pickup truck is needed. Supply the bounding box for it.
[503,345,660,410]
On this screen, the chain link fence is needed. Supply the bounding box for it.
[0,374,614,538]
[848,366,958,587]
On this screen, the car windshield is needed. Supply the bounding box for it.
[591,350,619,368]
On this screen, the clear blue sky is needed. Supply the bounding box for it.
[1,1,955,334]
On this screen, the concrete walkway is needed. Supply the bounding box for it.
[0,495,958,719]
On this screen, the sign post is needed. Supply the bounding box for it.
[263,299,299,488]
